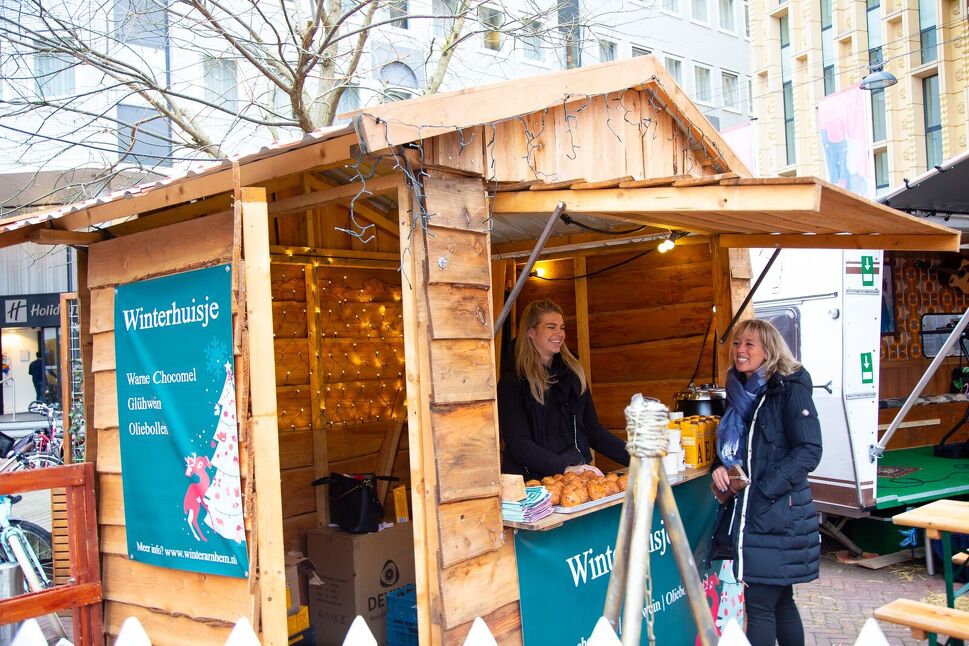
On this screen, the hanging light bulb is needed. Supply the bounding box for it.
[658,238,675,253]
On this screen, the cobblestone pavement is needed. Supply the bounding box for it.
[797,548,951,646]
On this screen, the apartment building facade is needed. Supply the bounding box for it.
[750,0,968,188]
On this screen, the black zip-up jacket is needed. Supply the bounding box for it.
[497,355,630,478]
[708,367,823,585]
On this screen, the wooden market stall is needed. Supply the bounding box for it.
[0,56,959,645]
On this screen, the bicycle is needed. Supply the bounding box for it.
[0,493,67,640]
[0,493,54,593]
[27,400,64,461]
[0,432,63,473]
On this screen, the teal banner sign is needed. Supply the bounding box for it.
[114,264,248,578]
[515,476,743,644]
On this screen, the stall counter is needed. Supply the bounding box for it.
[509,468,741,645]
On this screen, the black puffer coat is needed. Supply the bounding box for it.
[709,368,822,585]
[497,355,629,478]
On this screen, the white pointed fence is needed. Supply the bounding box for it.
[12,611,892,644]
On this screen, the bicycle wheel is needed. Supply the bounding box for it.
[8,519,54,589]
[9,453,63,471]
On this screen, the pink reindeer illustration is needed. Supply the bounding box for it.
[183,453,212,542]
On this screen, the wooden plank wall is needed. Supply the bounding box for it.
[425,90,716,183]
[268,174,410,548]
[514,240,717,472]
[398,172,517,645]
[87,211,249,645]
[270,263,409,549]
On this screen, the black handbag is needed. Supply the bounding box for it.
[312,472,399,534]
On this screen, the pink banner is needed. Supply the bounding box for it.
[816,87,874,198]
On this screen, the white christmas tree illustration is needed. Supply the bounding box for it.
[203,362,245,543]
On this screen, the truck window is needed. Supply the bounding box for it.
[753,306,801,360]
[920,313,966,358]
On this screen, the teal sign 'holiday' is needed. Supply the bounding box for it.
[861,255,875,286]
[114,264,248,578]
[861,352,874,384]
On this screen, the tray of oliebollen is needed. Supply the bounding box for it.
[553,491,625,515]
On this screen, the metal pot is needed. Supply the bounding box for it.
[673,384,727,417]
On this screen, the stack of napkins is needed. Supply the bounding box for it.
[501,486,553,523]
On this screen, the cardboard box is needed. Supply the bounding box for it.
[285,553,311,615]
[306,523,415,645]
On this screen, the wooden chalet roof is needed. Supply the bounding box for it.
[490,175,960,253]
[0,57,958,252]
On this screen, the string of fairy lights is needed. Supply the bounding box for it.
[268,74,721,429]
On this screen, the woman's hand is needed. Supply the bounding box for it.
[565,464,604,477]
[711,465,731,493]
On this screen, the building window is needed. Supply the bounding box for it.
[380,61,419,101]
[632,45,652,57]
[719,0,736,31]
[433,0,460,38]
[780,14,795,165]
[874,149,889,194]
[918,0,937,64]
[747,77,754,114]
[335,85,360,121]
[664,56,683,84]
[722,71,740,110]
[479,6,503,51]
[923,74,942,169]
[663,0,680,12]
[114,0,168,48]
[273,86,292,119]
[694,64,712,103]
[692,0,709,23]
[203,56,237,110]
[599,40,616,62]
[867,0,886,143]
[523,20,544,60]
[34,52,75,99]
[820,0,834,94]
[388,0,408,29]
[117,104,172,167]
[744,2,751,37]
[558,0,581,68]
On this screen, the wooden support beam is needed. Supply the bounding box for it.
[30,228,106,245]
[270,245,399,262]
[50,134,357,233]
[493,184,823,216]
[305,174,400,236]
[241,187,287,645]
[718,233,961,252]
[269,173,403,217]
[270,253,399,270]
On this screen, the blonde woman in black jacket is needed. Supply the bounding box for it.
[497,299,629,479]
[709,319,822,646]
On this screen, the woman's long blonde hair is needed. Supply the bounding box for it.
[730,319,801,378]
[515,299,587,404]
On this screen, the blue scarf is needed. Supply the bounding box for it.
[716,366,768,467]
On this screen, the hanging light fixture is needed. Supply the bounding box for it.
[658,230,688,253]
[860,69,898,91]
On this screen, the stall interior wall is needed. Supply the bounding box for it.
[513,241,716,472]
[878,251,969,448]
[269,193,408,550]
[87,211,249,645]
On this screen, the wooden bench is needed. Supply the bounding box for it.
[955,552,967,567]
[875,599,969,643]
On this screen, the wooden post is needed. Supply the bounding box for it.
[398,171,515,644]
[710,236,753,384]
[574,257,593,385]
[241,187,288,645]
[304,262,329,525]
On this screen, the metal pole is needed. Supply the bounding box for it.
[874,306,969,459]
[0,562,23,644]
[492,202,566,337]
[657,470,719,646]
[719,248,781,346]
